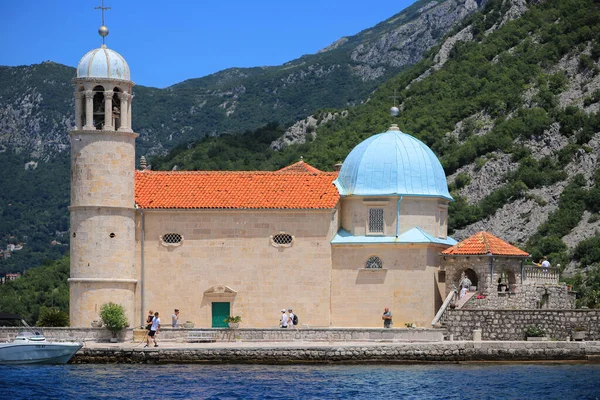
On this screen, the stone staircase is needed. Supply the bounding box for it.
[455,291,476,309]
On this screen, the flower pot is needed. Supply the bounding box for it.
[572,331,586,341]
[183,322,194,329]
[110,337,118,343]
[228,322,239,329]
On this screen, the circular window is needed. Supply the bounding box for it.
[365,256,383,269]
[109,233,116,238]
[161,233,183,246]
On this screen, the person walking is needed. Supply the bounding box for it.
[145,311,161,347]
[287,308,296,329]
[145,310,154,331]
[382,307,393,328]
[280,309,289,329]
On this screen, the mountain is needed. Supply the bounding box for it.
[0,0,485,159]
[154,0,600,285]
[0,0,486,272]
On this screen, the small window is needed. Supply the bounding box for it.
[270,232,294,248]
[368,208,384,234]
[161,233,183,247]
[365,256,383,269]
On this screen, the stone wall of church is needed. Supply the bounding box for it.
[339,197,448,238]
[331,244,445,328]
[134,208,339,329]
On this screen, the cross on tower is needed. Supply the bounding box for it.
[389,89,399,107]
[95,0,111,25]
[95,1,111,44]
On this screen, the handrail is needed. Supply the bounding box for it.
[431,289,457,327]
[523,266,560,284]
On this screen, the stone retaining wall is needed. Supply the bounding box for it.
[0,327,444,343]
[0,327,116,342]
[464,285,575,310]
[442,310,600,341]
[72,341,600,364]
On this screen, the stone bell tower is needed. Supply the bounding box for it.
[68,4,137,327]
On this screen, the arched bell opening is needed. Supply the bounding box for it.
[77,86,86,130]
[112,87,122,130]
[92,85,105,130]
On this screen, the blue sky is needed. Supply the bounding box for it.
[1,0,415,88]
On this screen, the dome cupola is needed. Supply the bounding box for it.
[77,45,130,81]
[334,125,452,200]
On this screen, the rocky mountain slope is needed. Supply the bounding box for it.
[157,0,600,283]
[0,0,485,159]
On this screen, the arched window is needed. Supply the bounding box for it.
[112,87,122,130]
[92,85,105,130]
[365,255,383,269]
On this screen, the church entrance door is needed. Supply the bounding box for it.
[211,302,230,328]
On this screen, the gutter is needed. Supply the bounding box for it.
[396,196,403,237]
[141,209,146,328]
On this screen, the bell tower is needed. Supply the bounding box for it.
[69,2,137,327]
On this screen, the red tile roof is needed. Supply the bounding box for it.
[135,163,339,210]
[276,160,323,174]
[442,231,529,257]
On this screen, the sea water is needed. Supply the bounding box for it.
[1,363,599,399]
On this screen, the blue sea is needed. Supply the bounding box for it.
[1,363,599,399]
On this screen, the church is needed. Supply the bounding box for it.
[68,18,460,330]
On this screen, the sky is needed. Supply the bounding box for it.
[1,0,416,88]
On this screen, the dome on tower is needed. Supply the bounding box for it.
[333,125,452,200]
[77,45,130,80]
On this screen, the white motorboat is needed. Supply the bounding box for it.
[0,316,82,365]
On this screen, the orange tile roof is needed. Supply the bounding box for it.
[441,231,529,257]
[276,160,323,174]
[135,163,339,210]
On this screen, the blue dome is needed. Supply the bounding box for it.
[77,45,130,80]
[334,126,452,200]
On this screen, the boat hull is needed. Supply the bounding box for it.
[0,342,83,365]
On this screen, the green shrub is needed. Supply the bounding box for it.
[99,302,128,336]
[525,325,546,337]
[36,307,69,327]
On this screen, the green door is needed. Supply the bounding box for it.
[211,302,230,328]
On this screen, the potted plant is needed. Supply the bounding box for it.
[572,326,586,341]
[525,325,548,341]
[183,321,195,329]
[224,315,242,329]
[99,302,128,343]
